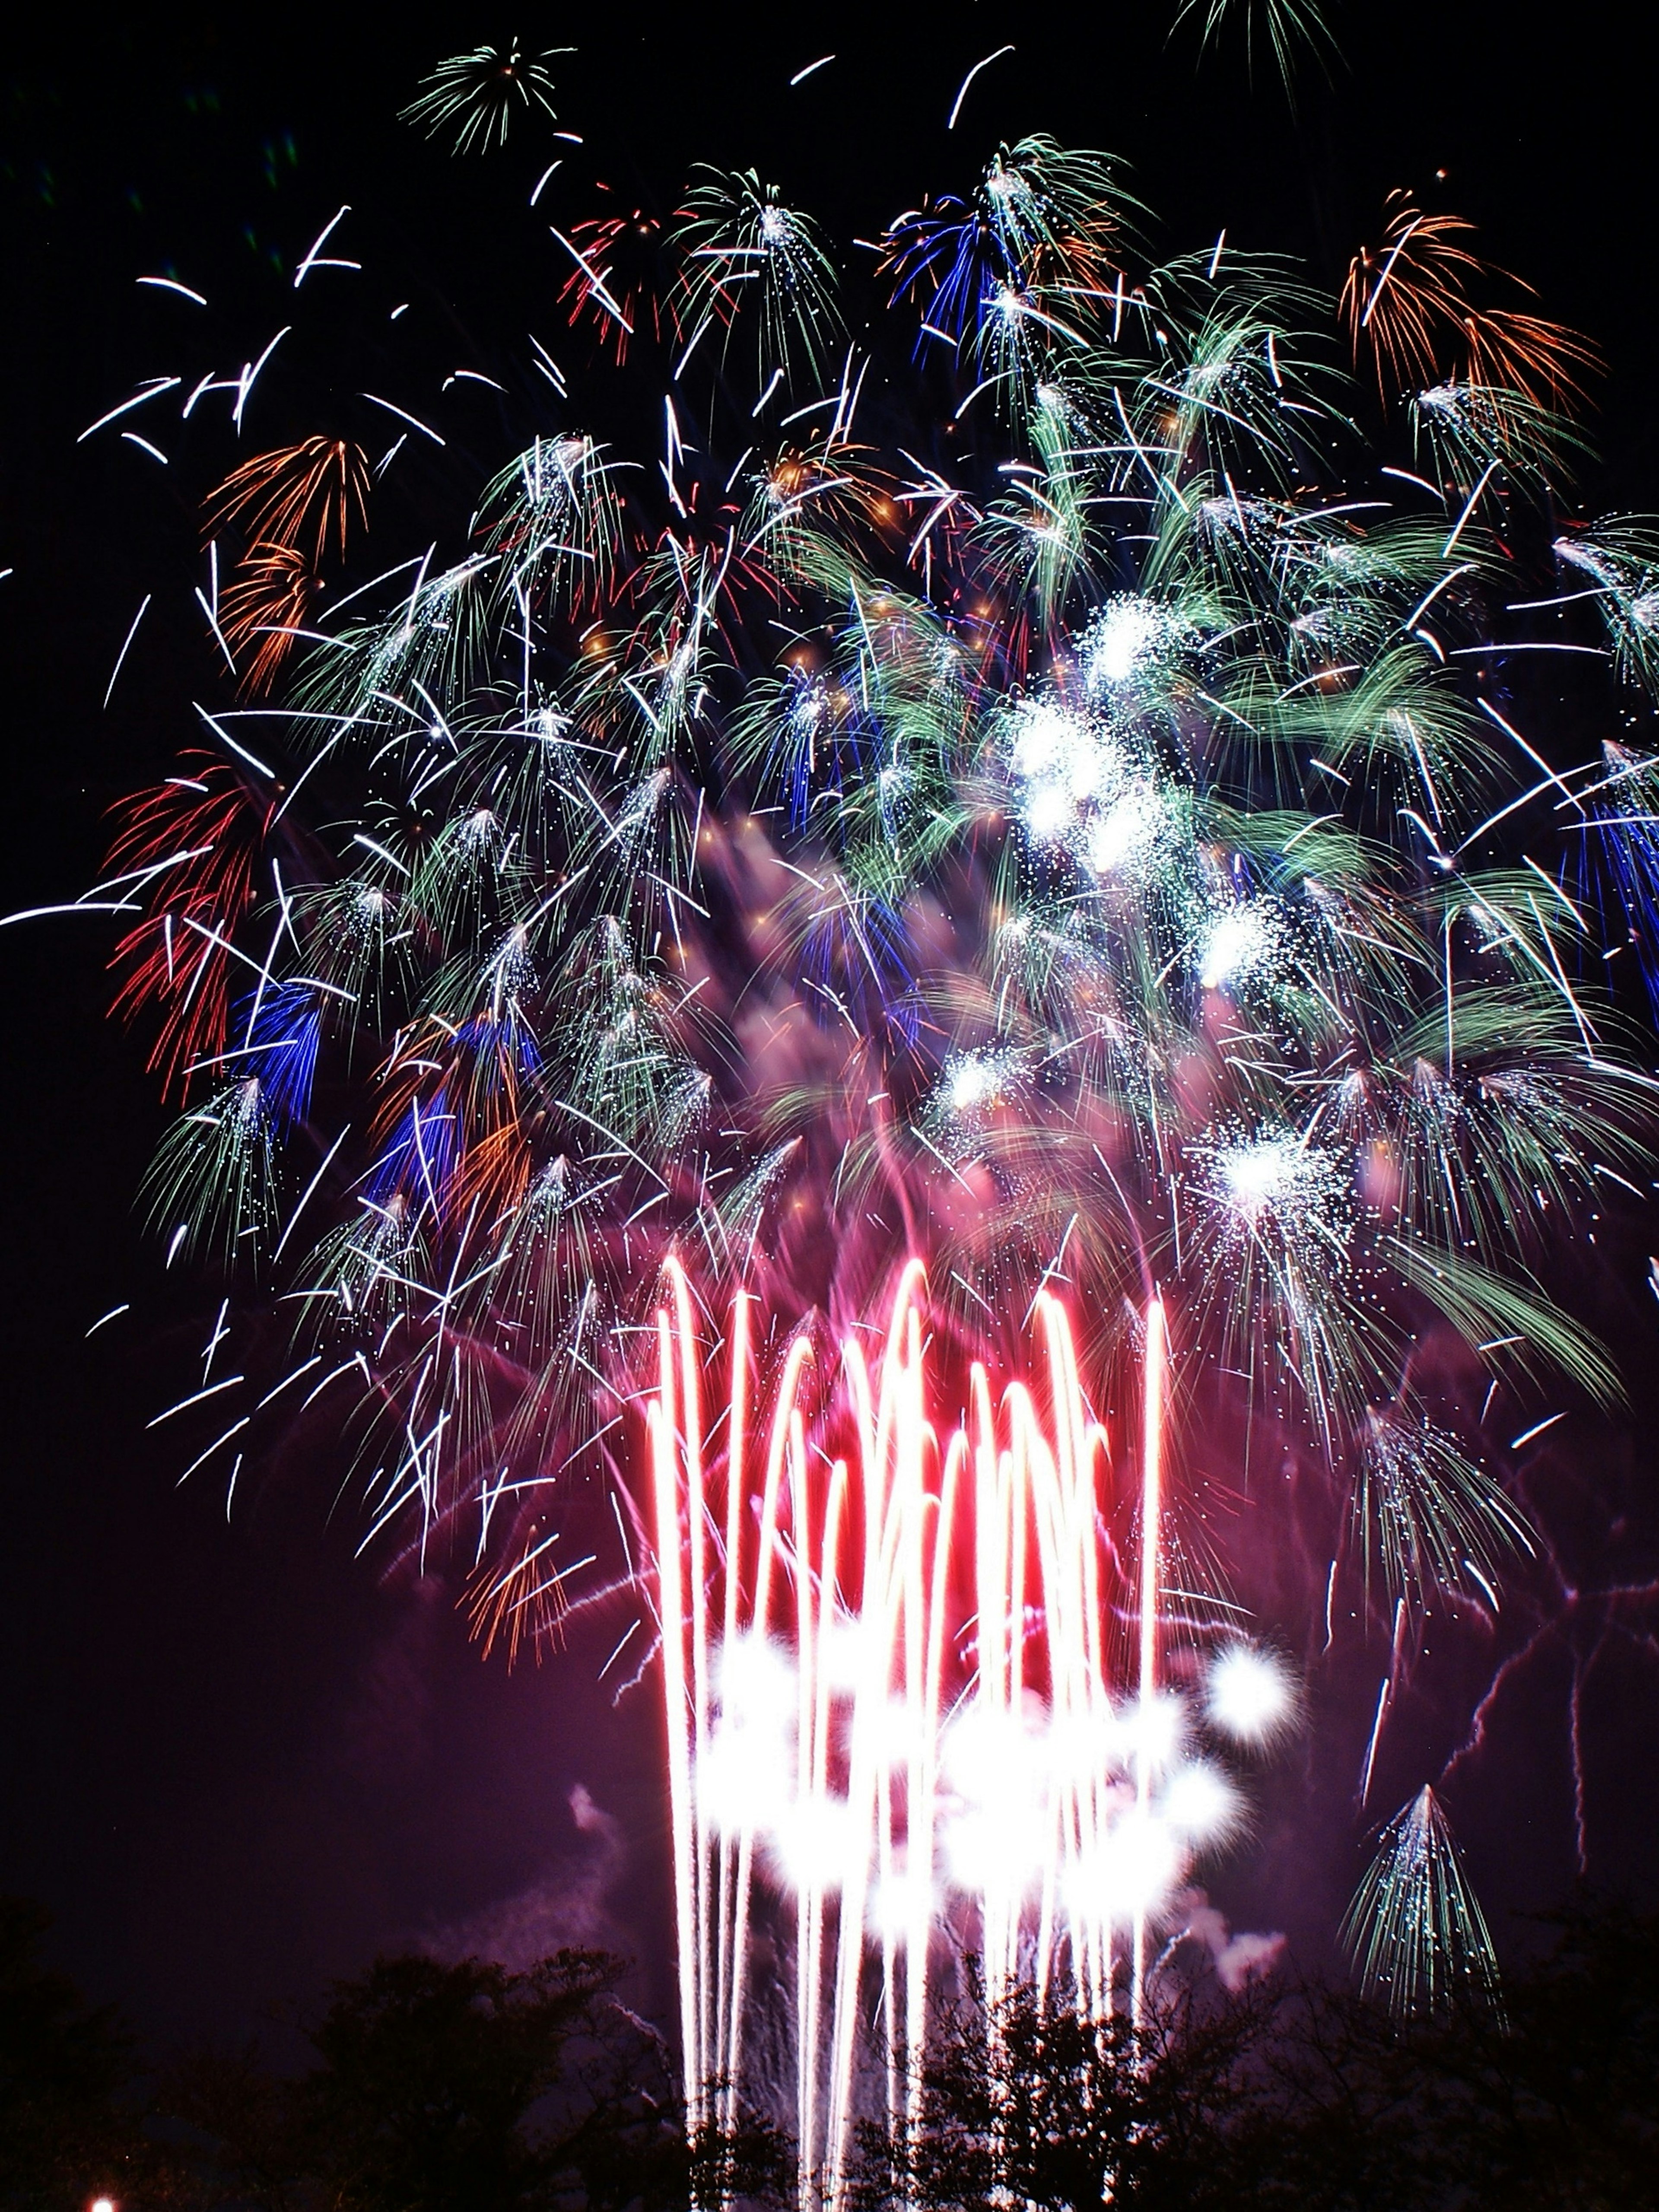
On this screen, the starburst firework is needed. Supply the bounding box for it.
[400,40,567,156]
[36,31,1659,2155]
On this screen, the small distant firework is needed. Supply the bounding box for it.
[1171,0,1335,93]
[1341,1786,1503,2022]
[400,40,566,155]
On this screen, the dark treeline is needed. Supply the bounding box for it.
[5,1894,1658,2211]
[0,1901,788,2212]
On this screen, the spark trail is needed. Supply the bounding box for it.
[647,1262,1288,2200]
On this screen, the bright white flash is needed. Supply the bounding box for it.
[1025,780,1078,843]
[941,1048,1017,1117]
[718,1632,798,1727]
[1087,785,1167,875]
[698,1721,792,1837]
[1086,596,1159,688]
[770,1796,864,1894]
[1010,701,1096,789]
[941,1696,1049,1799]
[1007,694,1179,886]
[1009,700,1103,849]
[945,1800,1052,1896]
[1160,1759,1244,1843]
[1216,1135,1314,1225]
[1197,902,1276,991]
[868,1864,936,1942]
[1068,1807,1185,1921]
[1205,1643,1296,1743]
[1120,1688,1185,1776]
[699,1635,799,1838]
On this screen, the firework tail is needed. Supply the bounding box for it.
[1132,1293,1168,2032]
[647,1262,1173,2205]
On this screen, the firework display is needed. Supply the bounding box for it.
[1339,1785,1502,2025]
[37,26,1659,2170]
[646,1258,1305,2195]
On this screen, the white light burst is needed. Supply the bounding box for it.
[1208,1131,1344,1232]
[1205,1643,1297,1743]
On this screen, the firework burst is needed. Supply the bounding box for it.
[1341,1786,1503,2022]
[1343,189,1599,412]
[400,40,568,156]
[39,29,1659,2141]
[1172,0,1336,95]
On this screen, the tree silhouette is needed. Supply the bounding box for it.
[9,1900,1659,2208]
[163,1946,791,2212]
[847,1971,1278,2212]
[0,1896,162,2211]
[849,1900,1659,2212]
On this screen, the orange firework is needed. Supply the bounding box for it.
[1341,196,1485,397]
[1343,191,1598,407]
[203,435,369,566]
[202,438,369,690]
[1459,304,1600,405]
[216,542,318,695]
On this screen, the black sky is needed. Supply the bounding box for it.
[3,1,1658,2054]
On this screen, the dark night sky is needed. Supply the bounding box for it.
[3,3,1658,2057]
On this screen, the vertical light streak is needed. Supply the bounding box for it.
[715,1288,748,2128]
[647,1306,701,2123]
[1133,1293,1168,2031]
[648,1270,1243,2209]
[1360,1675,1391,1809]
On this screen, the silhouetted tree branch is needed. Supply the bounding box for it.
[160,1946,791,2212]
[0,1896,179,2210]
[10,1896,1659,2209]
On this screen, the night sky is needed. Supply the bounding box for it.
[3,3,1657,2058]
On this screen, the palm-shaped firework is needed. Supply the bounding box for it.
[58,71,1659,2065]
[399,40,567,156]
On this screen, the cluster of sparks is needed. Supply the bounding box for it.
[646,1260,1295,2199]
[27,25,1659,2129]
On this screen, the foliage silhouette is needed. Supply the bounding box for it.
[0,1897,163,2211]
[848,1900,1659,2212]
[161,1946,791,2212]
[7,1903,1659,2208]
